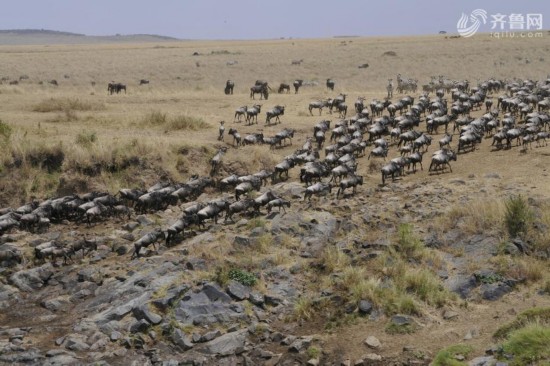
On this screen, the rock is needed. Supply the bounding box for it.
[443,310,459,320]
[77,267,103,284]
[122,222,140,232]
[172,328,194,351]
[363,353,382,361]
[484,173,501,179]
[110,331,122,342]
[464,328,480,340]
[391,314,412,326]
[446,275,478,299]
[468,356,497,366]
[114,244,128,255]
[65,335,90,352]
[136,215,153,226]
[152,284,190,311]
[264,294,284,307]
[10,263,54,292]
[227,280,250,301]
[132,304,163,325]
[201,329,247,356]
[358,300,373,315]
[364,336,381,349]
[129,319,150,333]
[424,232,442,248]
[174,284,246,326]
[481,282,513,301]
[186,258,207,271]
[200,330,222,342]
[248,291,265,307]
[233,236,251,246]
[289,336,312,352]
[307,359,320,366]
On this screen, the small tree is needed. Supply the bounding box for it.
[504,195,534,239]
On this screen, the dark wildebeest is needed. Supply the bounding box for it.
[293,79,303,94]
[225,80,235,95]
[278,83,291,94]
[139,79,150,85]
[131,229,165,258]
[326,78,335,91]
[108,82,126,95]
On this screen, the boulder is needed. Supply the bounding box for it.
[201,329,247,356]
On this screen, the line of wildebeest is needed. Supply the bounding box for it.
[1,75,550,266]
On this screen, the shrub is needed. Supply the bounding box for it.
[432,344,473,366]
[0,120,12,140]
[504,195,534,238]
[165,115,209,131]
[501,323,550,365]
[494,307,550,339]
[293,296,314,321]
[75,131,97,148]
[142,111,167,126]
[228,268,257,286]
[396,223,424,259]
[33,97,97,112]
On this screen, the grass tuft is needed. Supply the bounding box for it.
[501,323,550,366]
[504,195,534,239]
[432,344,474,366]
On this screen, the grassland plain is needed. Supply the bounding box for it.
[1,32,550,364]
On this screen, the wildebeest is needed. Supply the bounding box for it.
[250,81,270,100]
[131,229,165,258]
[266,198,291,213]
[293,79,303,94]
[197,199,230,228]
[326,78,335,91]
[278,83,290,94]
[309,100,330,115]
[218,121,226,141]
[381,161,401,185]
[336,175,363,198]
[225,198,255,223]
[234,105,248,122]
[228,128,242,147]
[108,82,126,95]
[210,147,228,176]
[253,190,278,214]
[235,178,262,200]
[225,80,235,95]
[266,105,285,124]
[304,182,333,202]
[139,79,150,85]
[246,104,262,124]
[429,149,457,173]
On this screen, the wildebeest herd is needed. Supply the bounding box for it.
[2,72,550,267]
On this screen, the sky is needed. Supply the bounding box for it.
[1,0,549,40]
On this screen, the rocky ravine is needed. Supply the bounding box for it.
[0,172,549,365]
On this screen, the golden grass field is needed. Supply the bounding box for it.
[1,33,550,206]
[1,32,550,364]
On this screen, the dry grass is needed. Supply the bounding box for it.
[436,200,505,236]
[0,34,547,206]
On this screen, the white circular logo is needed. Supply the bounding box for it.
[457,9,488,37]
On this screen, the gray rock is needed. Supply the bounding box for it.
[227,280,250,301]
[10,263,54,292]
[391,314,412,326]
[132,304,163,325]
[110,331,122,342]
[136,215,153,226]
[289,336,312,352]
[248,291,265,307]
[468,356,497,366]
[446,275,478,299]
[233,236,251,246]
[364,336,381,349]
[481,282,513,301]
[77,267,103,284]
[172,329,194,351]
[174,284,246,326]
[152,284,190,311]
[122,222,140,232]
[186,258,207,271]
[358,300,373,315]
[200,330,222,342]
[443,310,459,320]
[65,336,90,352]
[129,319,150,334]
[201,329,247,356]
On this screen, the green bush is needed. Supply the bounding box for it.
[504,195,534,238]
[432,344,473,366]
[0,120,12,140]
[228,268,257,286]
[494,307,550,339]
[501,323,550,365]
